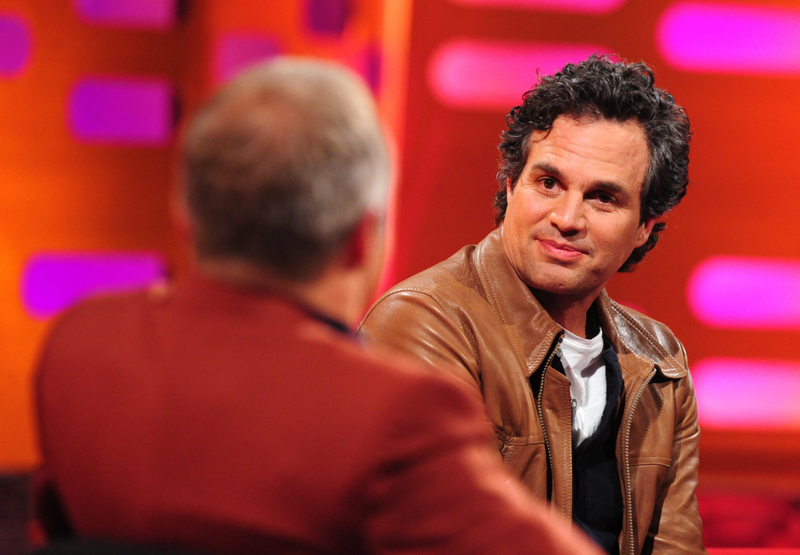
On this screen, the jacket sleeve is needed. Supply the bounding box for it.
[647,345,706,555]
[363,372,602,555]
[358,290,483,397]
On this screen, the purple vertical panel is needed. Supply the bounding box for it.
[74,0,178,30]
[0,13,32,77]
[22,253,167,319]
[361,43,382,95]
[69,77,174,145]
[213,34,281,84]
[305,0,351,36]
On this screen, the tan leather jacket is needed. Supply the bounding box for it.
[359,228,705,555]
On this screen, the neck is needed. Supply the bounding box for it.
[195,258,364,328]
[531,288,600,338]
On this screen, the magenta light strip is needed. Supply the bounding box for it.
[428,40,609,109]
[22,252,166,319]
[693,358,800,428]
[449,0,625,14]
[69,76,174,145]
[305,0,352,35]
[0,13,32,77]
[657,2,800,75]
[360,42,382,94]
[213,33,281,84]
[688,256,800,330]
[73,0,178,30]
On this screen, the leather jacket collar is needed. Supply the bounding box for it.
[474,227,688,381]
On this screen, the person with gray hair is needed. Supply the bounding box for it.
[33,58,601,555]
[183,58,391,284]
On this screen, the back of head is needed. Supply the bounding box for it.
[495,55,691,271]
[182,57,391,281]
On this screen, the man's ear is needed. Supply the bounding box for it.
[170,186,194,243]
[635,217,658,248]
[506,177,514,197]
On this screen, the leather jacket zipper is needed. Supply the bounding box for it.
[535,332,563,516]
[621,367,656,555]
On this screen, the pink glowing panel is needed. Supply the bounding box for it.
[22,252,166,319]
[305,0,352,35]
[361,42,382,94]
[0,13,32,77]
[69,77,174,145]
[449,0,625,14]
[429,40,609,109]
[688,257,800,330]
[657,2,800,75]
[693,358,800,428]
[213,33,281,84]
[74,0,178,29]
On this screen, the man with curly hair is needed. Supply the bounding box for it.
[359,56,705,555]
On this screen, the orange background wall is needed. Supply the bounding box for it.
[0,0,406,470]
[389,0,800,498]
[2,0,800,513]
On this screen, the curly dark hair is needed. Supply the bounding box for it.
[495,55,691,272]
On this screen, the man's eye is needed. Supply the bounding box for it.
[541,177,557,189]
[593,191,616,204]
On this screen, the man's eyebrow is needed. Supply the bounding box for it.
[594,181,626,195]
[528,161,630,196]
[527,162,563,179]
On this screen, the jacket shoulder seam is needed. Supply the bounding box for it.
[607,298,687,376]
[371,286,482,372]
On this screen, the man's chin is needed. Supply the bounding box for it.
[523,271,600,299]
[526,279,585,296]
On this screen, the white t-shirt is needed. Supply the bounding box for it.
[559,328,606,447]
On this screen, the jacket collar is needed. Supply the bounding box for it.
[474,228,562,378]
[473,228,687,380]
[168,274,355,336]
[596,291,687,379]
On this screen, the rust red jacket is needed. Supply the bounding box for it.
[359,228,706,555]
[34,275,602,555]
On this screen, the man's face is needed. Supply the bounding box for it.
[502,115,656,304]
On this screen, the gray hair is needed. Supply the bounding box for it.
[182,57,391,280]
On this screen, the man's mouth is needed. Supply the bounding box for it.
[538,239,587,261]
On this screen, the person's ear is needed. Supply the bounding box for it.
[634,217,658,248]
[170,185,194,243]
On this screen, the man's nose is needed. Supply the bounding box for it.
[548,193,586,234]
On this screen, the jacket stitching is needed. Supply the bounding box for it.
[560,372,572,519]
[497,432,546,445]
[475,241,505,325]
[475,239,536,374]
[630,456,671,467]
